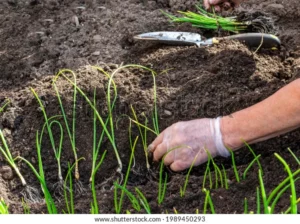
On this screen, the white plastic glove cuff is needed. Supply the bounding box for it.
[213,117,230,158]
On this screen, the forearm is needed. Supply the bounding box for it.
[221,79,300,150]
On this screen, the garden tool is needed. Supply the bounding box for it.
[134,32,281,49]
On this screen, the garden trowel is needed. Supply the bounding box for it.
[134,32,281,49]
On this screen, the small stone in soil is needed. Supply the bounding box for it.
[0,166,14,180]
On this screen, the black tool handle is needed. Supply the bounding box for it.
[216,33,281,49]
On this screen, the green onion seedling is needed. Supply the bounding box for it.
[258,169,270,214]
[202,157,212,189]
[274,153,297,214]
[287,148,300,165]
[243,141,263,176]
[269,177,300,213]
[114,184,141,212]
[221,164,229,190]
[228,148,240,183]
[131,106,151,171]
[267,168,300,212]
[22,198,30,214]
[180,153,199,197]
[256,187,260,214]
[244,198,248,214]
[17,131,57,214]
[0,99,10,114]
[114,136,138,213]
[0,129,42,203]
[243,155,261,180]
[135,187,151,214]
[52,72,82,190]
[91,151,107,214]
[162,5,248,32]
[203,188,216,214]
[0,198,9,214]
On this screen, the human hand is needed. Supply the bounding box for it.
[203,0,243,12]
[148,118,230,171]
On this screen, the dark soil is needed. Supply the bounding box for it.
[0,0,300,214]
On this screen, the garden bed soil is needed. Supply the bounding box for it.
[0,0,300,214]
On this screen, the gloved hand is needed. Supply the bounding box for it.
[148,117,230,171]
[203,0,243,11]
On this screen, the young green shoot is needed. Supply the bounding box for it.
[89,88,112,183]
[0,129,41,203]
[131,106,150,171]
[54,68,122,181]
[180,153,199,197]
[244,198,248,214]
[17,131,57,214]
[287,148,300,165]
[64,163,75,214]
[114,184,141,212]
[22,198,30,214]
[0,99,10,113]
[114,136,138,213]
[258,169,270,214]
[256,187,260,214]
[158,154,168,205]
[284,198,300,214]
[206,149,224,189]
[91,151,107,214]
[221,164,229,190]
[51,72,80,182]
[269,177,300,213]
[244,141,263,176]
[135,187,151,214]
[242,155,261,180]
[274,153,297,214]
[151,70,159,135]
[267,168,300,211]
[202,157,213,189]
[0,198,9,214]
[228,148,240,183]
[31,88,65,187]
[173,207,178,214]
[203,188,216,214]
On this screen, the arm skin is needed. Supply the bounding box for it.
[221,79,300,150]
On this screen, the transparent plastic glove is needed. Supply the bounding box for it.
[148,117,230,171]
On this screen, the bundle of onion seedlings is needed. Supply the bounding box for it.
[162,5,276,33]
